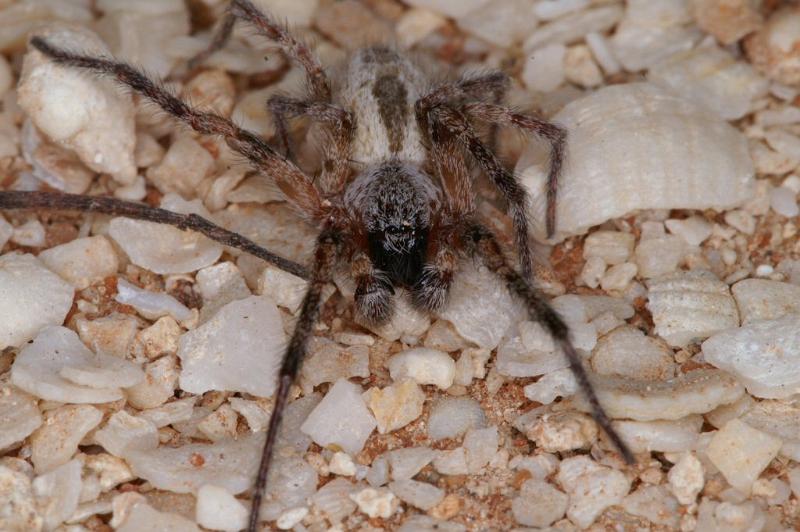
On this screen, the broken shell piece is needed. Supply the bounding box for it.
[109,194,222,275]
[647,270,739,348]
[517,83,754,242]
[612,415,703,453]
[572,369,744,421]
[363,379,425,434]
[706,419,782,495]
[702,314,800,399]
[18,25,137,184]
[731,279,800,324]
[115,279,192,322]
[0,385,42,450]
[11,326,124,403]
[0,253,74,350]
[178,295,285,397]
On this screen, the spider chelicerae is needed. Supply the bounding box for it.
[0,1,633,529]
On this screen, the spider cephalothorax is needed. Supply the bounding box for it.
[0,2,633,530]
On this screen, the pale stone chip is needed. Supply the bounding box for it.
[115,279,192,322]
[195,484,248,532]
[364,379,425,434]
[557,456,631,528]
[387,348,455,390]
[428,397,486,440]
[706,419,782,494]
[591,326,676,381]
[621,485,680,528]
[178,295,285,397]
[32,459,82,531]
[731,279,800,324]
[76,312,139,358]
[389,479,444,511]
[574,369,744,421]
[702,314,800,399]
[350,487,398,519]
[125,354,179,410]
[38,235,118,289]
[301,379,377,455]
[30,404,102,473]
[117,501,199,532]
[94,411,159,458]
[109,194,222,275]
[0,385,42,450]
[668,452,705,505]
[311,477,358,523]
[18,26,137,184]
[387,447,436,481]
[123,433,264,495]
[512,479,568,528]
[0,465,42,531]
[438,262,520,350]
[612,416,703,454]
[11,326,123,403]
[0,253,74,350]
[647,269,739,348]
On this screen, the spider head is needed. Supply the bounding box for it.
[348,162,438,286]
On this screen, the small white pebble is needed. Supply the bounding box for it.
[585,31,621,75]
[755,264,774,277]
[11,219,45,247]
[350,487,397,519]
[668,453,704,505]
[195,485,248,532]
[522,43,566,93]
[706,419,782,494]
[600,262,637,292]
[770,186,799,217]
[580,255,605,288]
[387,348,455,390]
[533,0,589,20]
[329,452,357,477]
[584,230,634,265]
[276,507,308,530]
[724,209,756,235]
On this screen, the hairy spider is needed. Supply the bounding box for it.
[0,1,633,529]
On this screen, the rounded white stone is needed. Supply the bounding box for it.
[387,348,455,390]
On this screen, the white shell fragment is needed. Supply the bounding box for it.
[389,479,444,511]
[30,404,102,473]
[591,326,675,381]
[702,314,800,399]
[649,44,769,120]
[301,379,377,455]
[32,459,83,531]
[612,416,703,453]
[124,433,264,495]
[11,326,124,403]
[706,419,782,495]
[387,348,456,390]
[556,456,631,528]
[38,235,119,289]
[115,500,199,532]
[731,279,800,324]
[0,385,42,450]
[178,295,285,397]
[195,484,248,532]
[115,279,192,322]
[647,270,739,348]
[0,253,74,349]
[518,83,755,241]
[512,479,568,528]
[574,369,744,421]
[109,194,222,275]
[18,26,137,184]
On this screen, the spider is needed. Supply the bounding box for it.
[0,1,633,529]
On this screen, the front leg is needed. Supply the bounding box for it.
[352,252,395,324]
[411,231,458,313]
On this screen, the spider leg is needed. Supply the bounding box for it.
[424,104,535,281]
[249,228,342,531]
[463,102,566,239]
[187,11,236,71]
[267,95,355,195]
[30,37,324,219]
[352,251,395,324]
[191,0,331,102]
[0,191,309,279]
[417,71,510,109]
[410,231,457,313]
[463,222,634,464]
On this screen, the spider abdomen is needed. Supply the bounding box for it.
[341,46,426,164]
